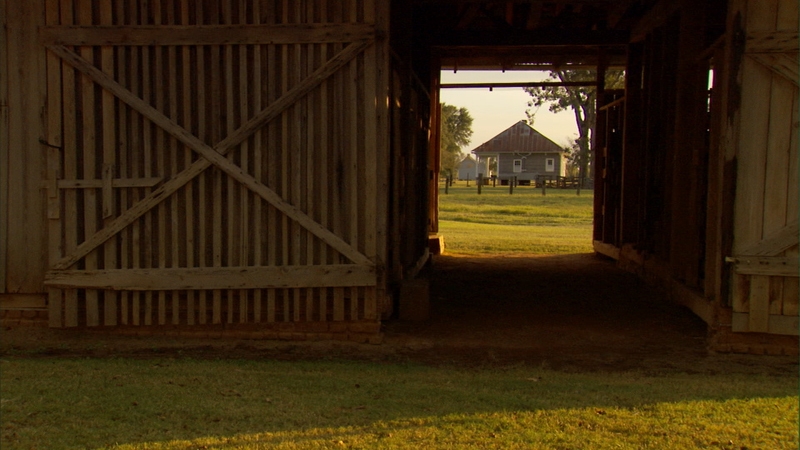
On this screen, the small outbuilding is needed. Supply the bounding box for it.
[455,155,488,181]
[472,121,566,185]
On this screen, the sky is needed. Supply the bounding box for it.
[439,70,579,153]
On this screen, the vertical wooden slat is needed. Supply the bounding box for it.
[731,273,750,313]
[78,0,99,327]
[266,38,278,323]
[152,0,167,326]
[184,0,198,325]
[331,1,345,321]
[142,1,155,327]
[363,0,377,265]
[239,2,251,324]
[783,277,799,316]
[45,0,63,327]
[748,275,770,332]
[210,2,223,325]
[224,1,236,324]
[333,285,344,321]
[0,0,8,295]
[116,0,130,325]
[733,0,776,254]
[374,0,390,299]
[252,0,263,323]
[99,0,117,326]
[350,286,359,321]
[127,0,141,326]
[196,1,208,324]
[166,6,181,325]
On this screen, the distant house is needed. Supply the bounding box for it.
[472,121,566,184]
[455,155,489,180]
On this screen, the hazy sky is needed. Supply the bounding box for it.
[439,70,579,153]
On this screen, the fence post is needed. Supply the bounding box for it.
[444,175,449,194]
[509,178,513,195]
[477,173,483,194]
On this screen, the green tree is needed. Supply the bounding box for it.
[439,103,474,178]
[525,70,624,191]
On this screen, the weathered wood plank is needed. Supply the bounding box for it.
[100,0,117,326]
[732,312,799,335]
[731,273,750,313]
[746,31,798,53]
[45,265,376,291]
[44,0,62,325]
[5,0,47,294]
[40,24,376,46]
[50,178,162,188]
[733,58,773,253]
[0,0,8,294]
[78,0,99,327]
[737,221,799,256]
[48,40,374,270]
[732,256,800,277]
[747,53,799,86]
[783,277,799,316]
[748,275,771,332]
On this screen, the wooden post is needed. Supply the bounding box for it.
[541,177,546,196]
[509,178,514,195]
[444,176,449,194]
[477,173,482,194]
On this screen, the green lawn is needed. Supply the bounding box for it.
[438,182,594,254]
[1,358,797,449]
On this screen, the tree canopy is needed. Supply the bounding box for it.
[439,103,474,177]
[525,70,625,189]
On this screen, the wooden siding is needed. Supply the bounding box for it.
[29,0,391,328]
[495,154,563,180]
[729,0,798,335]
[1,1,48,295]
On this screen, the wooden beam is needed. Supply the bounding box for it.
[730,256,799,277]
[630,0,681,42]
[746,30,799,53]
[440,81,597,89]
[746,53,799,86]
[45,265,377,290]
[737,221,799,256]
[39,24,376,46]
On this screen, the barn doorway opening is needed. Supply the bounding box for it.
[434,67,621,257]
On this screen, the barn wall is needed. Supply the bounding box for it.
[0,0,403,336]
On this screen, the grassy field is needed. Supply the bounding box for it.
[1,358,797,449]
[438,182,594,255]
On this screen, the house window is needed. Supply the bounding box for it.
[545,158,555,172]
[513,159,523,173]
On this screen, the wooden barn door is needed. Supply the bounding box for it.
[728,0,798,335]
[42,0,388,328]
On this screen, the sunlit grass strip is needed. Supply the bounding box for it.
[438,220,593,255]
[119,397,799,449]
[2,359,797,449]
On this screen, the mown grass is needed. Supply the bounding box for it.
[1,358,797,449]
[438,182,594,254]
